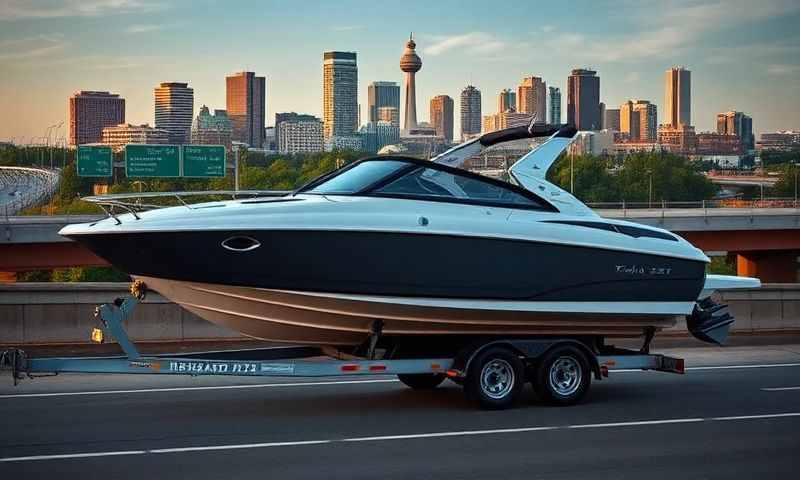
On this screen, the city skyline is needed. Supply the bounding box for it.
[1,0,799,142]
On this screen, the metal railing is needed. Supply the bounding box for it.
[1,166,60,219]
[587,198,800,219]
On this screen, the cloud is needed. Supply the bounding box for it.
[424,32,508,57]
[126,23,162,34]
[330,25,365,32]
[0,0,167,21]
[542,0,800,63]
[767,64,800,75]
[540,24,557,33]
[624,72,640,83]
[0,34,66,61]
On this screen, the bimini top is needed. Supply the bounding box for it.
[295,156,559,212]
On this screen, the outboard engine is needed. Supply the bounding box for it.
[687,297,735,345]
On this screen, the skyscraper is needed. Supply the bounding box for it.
[517,76,546,122]
[620,100,656,142]
[498,89,516,113]
[367,81,400,128]
[154,82,193,144]
[68,91,125,146]
[567,69,600,130]
[430,95,454,143]
[548,87,561,125]
[717,111,754,150]
[460,85,481,140]
[633,100,657,142]
[377,106,399,127]
[226,71,266,147]
[619,100,640,140]
[399,34,422,133]
[665,67,691,128]
[323,51,358,139]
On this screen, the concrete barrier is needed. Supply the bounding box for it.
[0,283,243,345]
[1,282,799,345]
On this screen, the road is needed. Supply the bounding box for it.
[1,343,799,479]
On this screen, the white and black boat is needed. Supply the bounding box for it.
[60,123,759,348]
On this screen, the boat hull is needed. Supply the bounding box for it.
[138,276,689,346]
[69,229,706,302]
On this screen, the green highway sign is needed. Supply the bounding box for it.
[182,145,226,177]
[125,144,180,177]
[77,146,113,177]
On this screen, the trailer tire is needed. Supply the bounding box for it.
[533,345,591,405]
[464,347,524,410]
[397,373,445,390]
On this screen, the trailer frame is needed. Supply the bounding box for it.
[1,291,685,408]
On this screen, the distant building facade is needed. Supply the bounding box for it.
[717,111,754,150]
[275,112,318,151]
[430,95,454,143]
[619,101,640,141]
[498,89,516,113]
[69,91,125,146]
[323,51,358,139]
[483,112,533,134]
[548,87,561,125]
[758,131,800,151]
[277,116,323,154]
[360,121,400,153]
[154,82,193,144]
[664,67,691,128]
[568,130,614,156]
[326,135,364,152]
[460,85,482,140]
[633,100,657,142]
[101,123,168,152]
[377,106,400,127]
[517,76,546,122]
[567,69,600,130]
[367,81,400,128]
[603,108,620,132]
[696,132,744,156]
[191,105,233,148]
[226,71,266,147]
[657,124,697,154]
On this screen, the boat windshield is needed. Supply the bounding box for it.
[305,159,411,195]
[302,157,555,211]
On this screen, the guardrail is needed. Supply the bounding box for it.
[588,198,800,218]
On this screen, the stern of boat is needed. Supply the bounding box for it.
[687,274,761,345]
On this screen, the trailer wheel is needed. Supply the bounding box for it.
[397,373,445,390]
[465,347,524,410]
[533,346,591,405]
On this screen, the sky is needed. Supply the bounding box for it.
[1,0,799,144]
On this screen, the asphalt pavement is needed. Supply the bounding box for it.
[1,342,799,479]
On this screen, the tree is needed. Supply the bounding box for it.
[772,164,799,198]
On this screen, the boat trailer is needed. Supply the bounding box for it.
[1,286,686,409]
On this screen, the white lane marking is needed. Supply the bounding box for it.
[3,362,800,399]
[566,418,704,429]
[761,386,800,392]
[2,412,799,463]
[0,379,398,399]
[712,412,800,421]
[611,362,800,373]
[151,440,331,453]
[1,450,145,462]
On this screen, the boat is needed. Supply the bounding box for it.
[59,123,760,349]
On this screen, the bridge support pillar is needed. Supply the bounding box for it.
[736,251,799,283]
